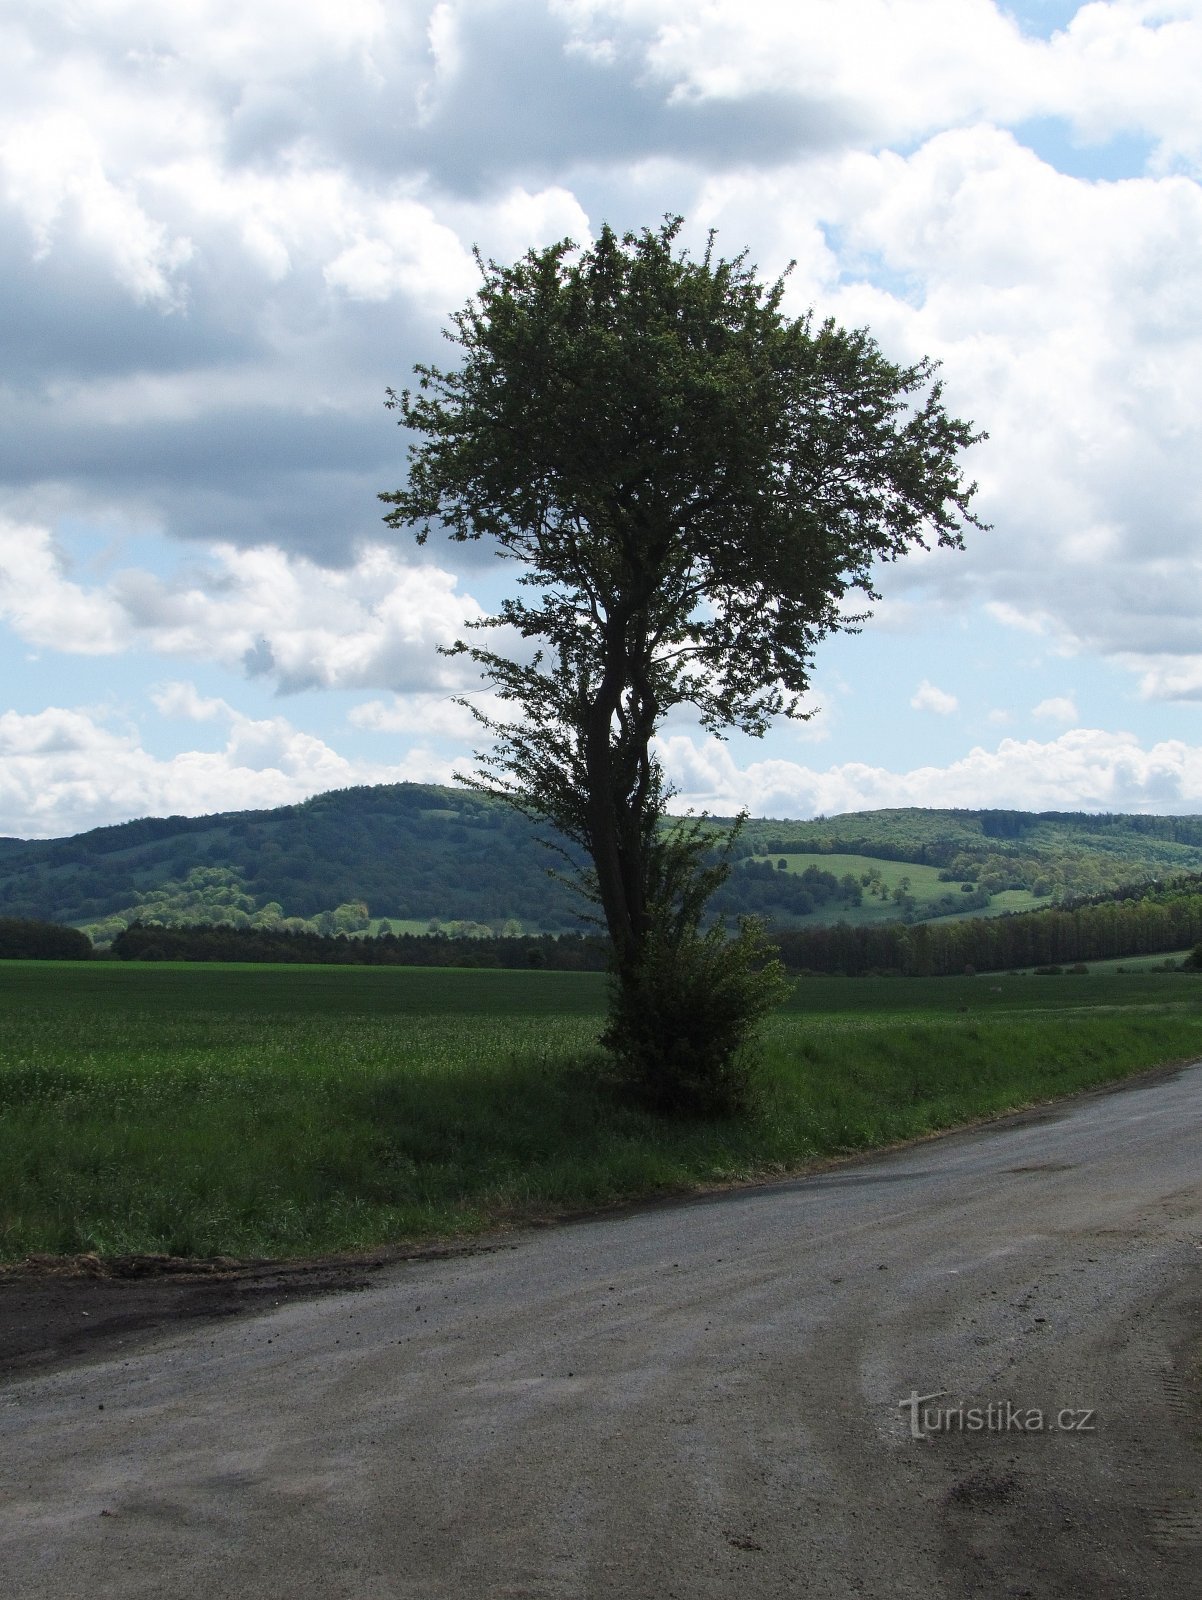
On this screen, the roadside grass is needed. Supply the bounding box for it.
[2,962,1200,1262]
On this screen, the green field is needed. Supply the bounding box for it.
[2,961,1201,1263]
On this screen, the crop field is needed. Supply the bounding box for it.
[2,960,1201,1262]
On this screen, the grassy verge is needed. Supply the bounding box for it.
[2,962,1200,1261]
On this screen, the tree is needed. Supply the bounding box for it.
[381,217,985,1111]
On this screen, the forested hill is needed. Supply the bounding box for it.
[4,785,1202,943]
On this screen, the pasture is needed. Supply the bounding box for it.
[2,960,1201,1262]
[772,851,1049,921]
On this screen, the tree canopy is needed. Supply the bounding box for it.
[382,217,986,1109]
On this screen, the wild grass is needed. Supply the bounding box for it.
[2,962,1200,1261]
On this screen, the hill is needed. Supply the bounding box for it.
[3,786,1202,944]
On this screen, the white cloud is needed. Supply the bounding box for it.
[557,0,1202,165]
[1033,694,1079,722]
[984,601,1065,640]
[0,699,457,839]
[658,727,1202,817]
[1129,655,1202,701]
[773,128,1202,672]
[150,681,229,721]
[910,680,959,715]
[322,199,477,306]
[349,690,502,740]
[592,0,1036,135]
[0,518,127,652]
[2,108,194,305]
[0,521,486,695]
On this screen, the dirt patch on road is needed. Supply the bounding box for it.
[0,1243,503,1385]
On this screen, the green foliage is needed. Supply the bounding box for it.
[598,818,792,1115]
[602,915,790,1116]
[133,865,257,923]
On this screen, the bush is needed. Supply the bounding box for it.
[602,917,790,1118]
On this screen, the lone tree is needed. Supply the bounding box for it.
[382,218,985,1113]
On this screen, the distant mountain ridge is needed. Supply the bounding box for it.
[4,784,1202,942]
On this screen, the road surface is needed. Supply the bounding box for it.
[3,1065,1201,1598]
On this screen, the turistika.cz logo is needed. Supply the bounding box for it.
[898,1390,1097,1440]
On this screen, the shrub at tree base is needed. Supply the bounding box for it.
[602,916,791,1117]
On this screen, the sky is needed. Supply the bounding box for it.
[2,0,1202,839]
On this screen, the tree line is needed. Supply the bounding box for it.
[110,922,609,969]
[773,877,1202,975]
[0,918,93,960]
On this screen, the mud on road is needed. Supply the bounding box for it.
[0,1243,504,1386]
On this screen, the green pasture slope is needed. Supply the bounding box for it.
[2,960,1201,1263]
[774,852,1048,923]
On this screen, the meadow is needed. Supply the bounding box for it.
[2,960,1201,1262]
[774,851,1048,921]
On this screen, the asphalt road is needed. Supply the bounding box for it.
[3,1065,1201,1599]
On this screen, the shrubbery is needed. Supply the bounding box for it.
[602,917,790,1117]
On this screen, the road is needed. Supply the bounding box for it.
[3,1065,1201,1599]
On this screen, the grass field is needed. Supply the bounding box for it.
[2,960,1201,1263]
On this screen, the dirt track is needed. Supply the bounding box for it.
[2,1064,1200,1598]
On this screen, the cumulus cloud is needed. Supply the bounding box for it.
[1128,656,1202,702]
[984,601,1067,641]
[0,517,127,652]
[787,125,1202,676]
[0,520,485,694]
[0,699,458,839]
[910,680,959,715]
[658,728,1202,818]
[349,690,504,741]
[558,0,1202,167]
[150,681,231,721]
